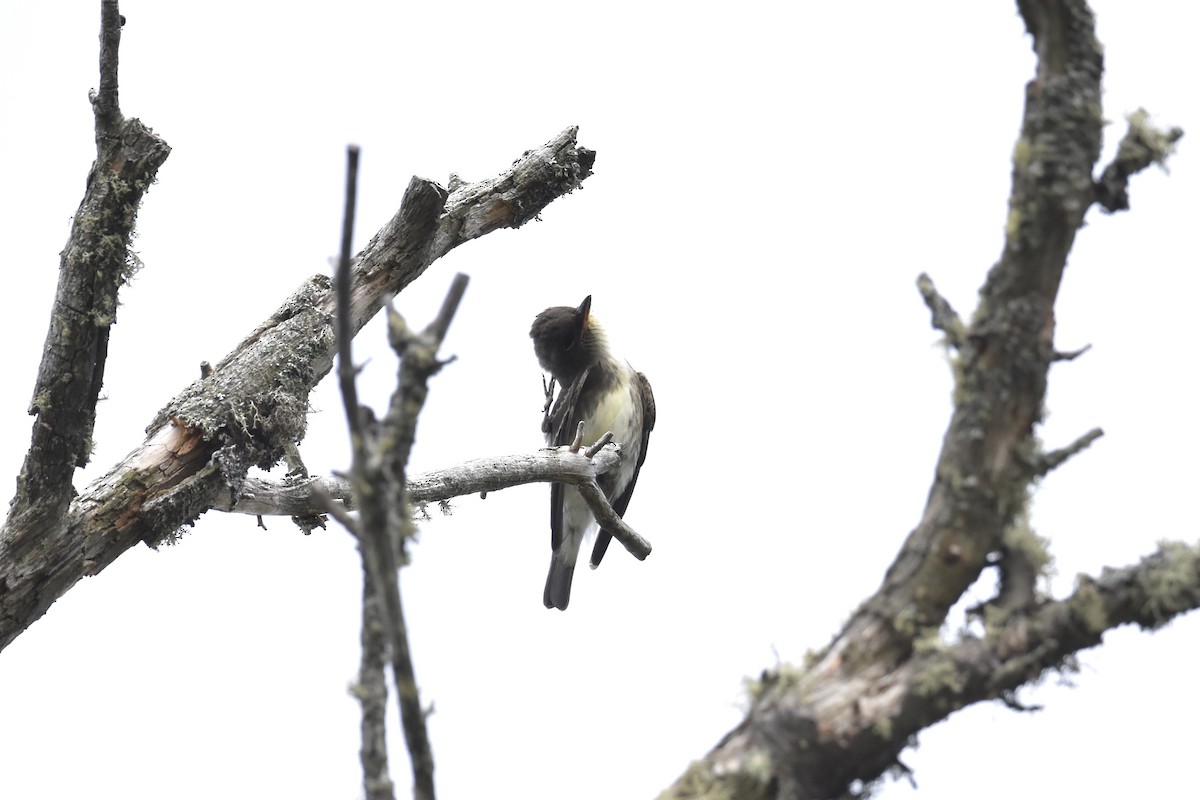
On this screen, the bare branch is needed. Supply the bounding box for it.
[335,258,466,800]
[310,481,359,535]
[407,444,629,507]
[3,0,169,551]
[1094,108,1184,212]
[423,272,469,345]
[575,479,651,562]
[916,272,964,349]
[328,146,445,800]
[353,570,395,800]
[380,272,471,495]
[664,538,1200,800]
[221,444,652,561]
[584,431,615,458]
[0,128,593,654]
[659,3,1140,796]
[1052,343,1091,362]
[1032,427,1104,477]
[904,541,1200,734]
[329,158,385,800]
[224,445,627,514]
[385,576,433,800]
[336,145,365,440]
[371,274,471,800]
[998,691,1043,714]
[91,0,123,134]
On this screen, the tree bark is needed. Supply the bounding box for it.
[656,2,1187,797]
[0,126,595,653]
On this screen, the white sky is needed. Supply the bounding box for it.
[1,1,1197,798]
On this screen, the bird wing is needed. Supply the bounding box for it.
[590,371,656,567]
[548,367,591,551]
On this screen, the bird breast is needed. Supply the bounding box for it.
[584,365,641,481]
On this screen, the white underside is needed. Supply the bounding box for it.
[553,361,643,571]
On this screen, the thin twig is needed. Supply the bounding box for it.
[916,272,965,349]
[388,572,432,800]
[1033,428,1105,477]
[374,276,471,800]
[999,691,1043,713]
[337,145,363,437]
[331,145,403,800]
[1094,109,1184,212]
[310,482,359,536]
[584,431,615,458]
[381,272,470,485]
[231,447,656,561]
[424,274,469,344]
[575,479,652,561]
[1052,343,1091,362]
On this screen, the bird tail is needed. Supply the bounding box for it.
[543,555,575,610]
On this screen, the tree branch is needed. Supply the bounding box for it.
[92,0,123,134]
[666,541,1200,800]
[1094,109,1184,212]
[354,568,395,800]
[336,145,366,443]
[0,127,593,654]
[330,146,404,800]
[339,272,467,800]
[867,540,1200,749]
[916,272,965,349]
[659,2,1185,797]
[1031,427,1104,476]
[4,0,169,550]
[216,443,653,561]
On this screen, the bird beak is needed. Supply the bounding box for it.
[574,295,592,342]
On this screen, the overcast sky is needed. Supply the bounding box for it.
[1,2,1197,798]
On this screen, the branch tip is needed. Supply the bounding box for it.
[92,0,124,134]
[1034,427,1104,476]
[916,273,965,349]
[575,480,652,560]
[999,692,1044,713]
[1095,108,1184,213]
[584,432,614,458]
[1052,343,1092,362]
[423,273,470,345]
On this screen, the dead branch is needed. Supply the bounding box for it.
[218,443,651,561]
[0,126,594,654]
[1094,109,1184,212]
[5,0,169,548]
[916,273,965,349]
[657,3,1186,797]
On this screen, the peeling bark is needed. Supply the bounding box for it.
[0,127,594,652]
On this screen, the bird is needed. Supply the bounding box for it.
[530,295,655,610]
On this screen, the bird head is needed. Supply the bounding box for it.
[530,295,602,382]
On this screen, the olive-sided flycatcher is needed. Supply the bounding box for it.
[530,296,656,610]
